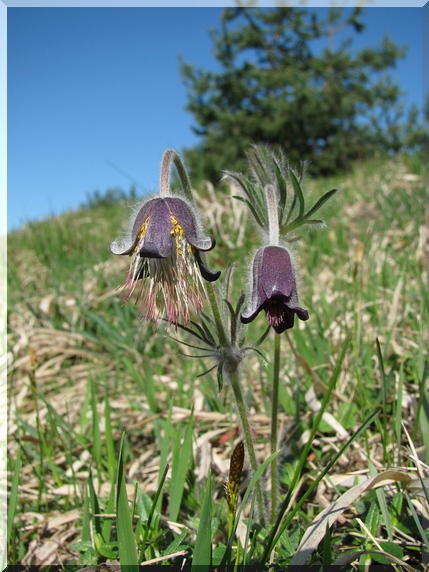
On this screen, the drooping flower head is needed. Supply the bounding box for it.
[239,181,309,333]
[110,149,220,327]
[240,245,308,334]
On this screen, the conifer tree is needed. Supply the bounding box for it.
[180,7,422,181]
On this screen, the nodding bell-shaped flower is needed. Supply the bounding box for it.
[110,150,220,327]
[240,245,309,334]
[240,184,308,334]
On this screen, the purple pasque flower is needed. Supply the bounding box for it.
[240,245,309,334]
[110,196,220,327]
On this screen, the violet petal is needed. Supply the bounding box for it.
[166,197,215,251]
[194,250,221,282]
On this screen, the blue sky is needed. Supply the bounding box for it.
[5,3,427,233]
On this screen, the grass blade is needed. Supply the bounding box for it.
[88,468,102,538]
[376,338,389,464]
[191,471,212,570]
[122,356,159,414]
[404,492,429,552]
[79,480,92,564]
[102,483,115,548]
[169,408,194,522]
[104,392,116,484]
[116,432,139,569]
[7,446,21,547]
[141,463,169,559]
[273,408,381,566]
[90,373,102,478]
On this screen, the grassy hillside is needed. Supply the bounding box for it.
[7,154,428,567]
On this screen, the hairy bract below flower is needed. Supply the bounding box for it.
[110,195,220,327]
[241,245,309,334]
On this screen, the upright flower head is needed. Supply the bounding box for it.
[240,245,308,334]
[110,150,220,327]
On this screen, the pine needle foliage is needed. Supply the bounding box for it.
[180,7,424,182]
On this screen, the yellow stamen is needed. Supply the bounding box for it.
[170,212,187,256]
[133,217,150,253]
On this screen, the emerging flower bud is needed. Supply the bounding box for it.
[241,245,309,334]
[110,196,220,327]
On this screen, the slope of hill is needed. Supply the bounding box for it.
[6,155,428,567]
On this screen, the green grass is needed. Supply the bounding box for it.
[6,153,428,568]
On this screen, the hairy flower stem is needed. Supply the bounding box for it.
[227,368,265,528]
[205,281,229,348]
[159,149,266,524]
[265,184,279,247]
[205,278,265,524]
[270,332,281,524]
[205,280,265,524]
[159,148,194,204]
